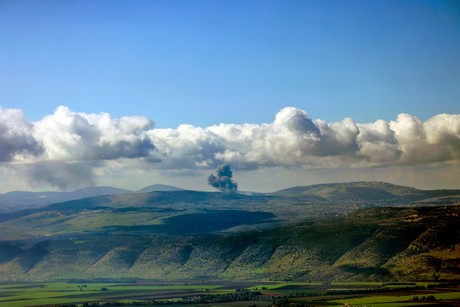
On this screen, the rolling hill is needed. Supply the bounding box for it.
[0,184,184,212]
[273,181,460,204]
[137,184,183,193]
[0,181,458,282]
[0,186,132,212]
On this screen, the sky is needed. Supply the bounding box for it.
[0,0,459,193]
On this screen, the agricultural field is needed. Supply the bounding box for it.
[0,281,233,307]
[1,281,459,306]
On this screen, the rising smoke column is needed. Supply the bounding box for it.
[207,163,238,192]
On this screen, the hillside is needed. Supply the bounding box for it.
[137,184,183,193]
[0,182,459,282]
[0,186,132,212]
[0,184,184,212]
[0,205,458,282]
[273,181,460,204]
[2,181,459,213]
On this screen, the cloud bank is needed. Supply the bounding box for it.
[0,106,459,190]
[148,107,460,168]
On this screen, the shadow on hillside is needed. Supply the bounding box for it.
[102,210,276,234]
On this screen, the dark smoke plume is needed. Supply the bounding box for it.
[207,163,238,193]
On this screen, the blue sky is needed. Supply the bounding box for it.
[0,0,459,193]
[1,0,459,128]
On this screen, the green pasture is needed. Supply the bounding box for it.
[0,281,458,307]
[333,291,460,306]
[63,211,167,232]
[0,282,223,307]
[248,281,321,290]
[260,281,460,307]
[0,209,170,239]
[247,281,425,291]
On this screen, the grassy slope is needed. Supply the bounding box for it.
[0,184,459,282]
[0,204,458,282]
[273,181,460,204]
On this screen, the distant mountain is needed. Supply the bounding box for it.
[273,181,460,204]
[0,182,459,282]
[2,181,459,213]
[274,181,421,196]
[137,184,183,193]
[0,186,132,212]
[236,191,267,196]
[71,186,133,197]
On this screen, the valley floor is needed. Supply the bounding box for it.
[1,280,459,307]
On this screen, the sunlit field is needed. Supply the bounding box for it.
[1,281,459,306]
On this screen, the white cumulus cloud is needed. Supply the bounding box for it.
[0,105,459,191]
[149,107,460,170]
[33,106,155,161]
[0,107,43,162]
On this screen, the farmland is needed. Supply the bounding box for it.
[1,281,459,306]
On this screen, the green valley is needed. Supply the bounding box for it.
[0,182,459,305]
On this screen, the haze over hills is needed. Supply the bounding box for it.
[137,184,183,193]
[2,181,459,213]
[0,181,458,283]
[274,181,422,197]
[0,186,131,212]
[272,181,460,204]
[0,184,184,212]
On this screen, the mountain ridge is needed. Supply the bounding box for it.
[0,184,183,212]
[0,186,132,212]
[137,184,183,193]
[0,205,458,282]
[0,181,458,282]
[272,181,460,204]
[2,181,459,213]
